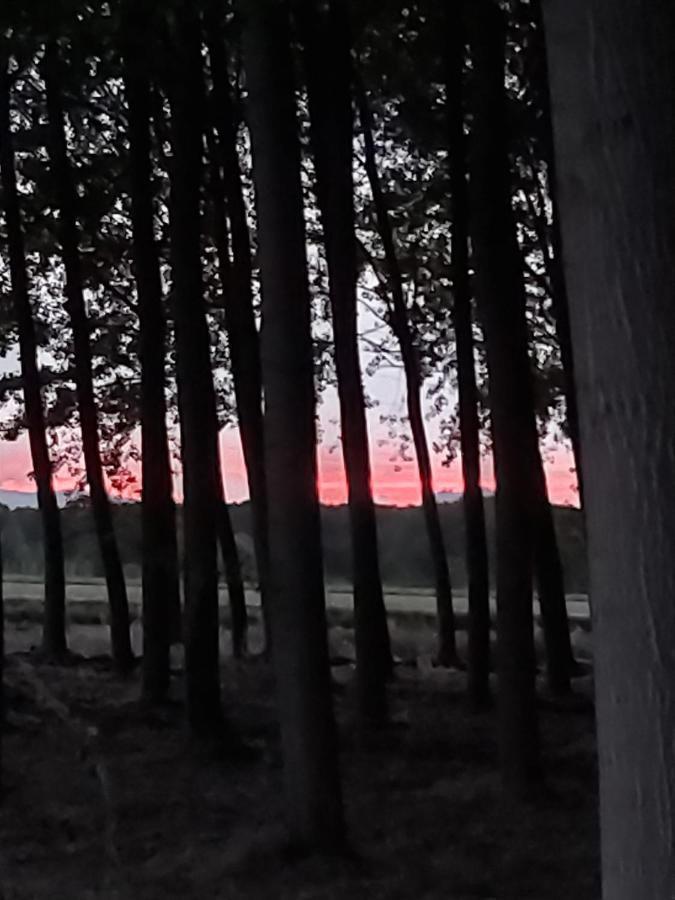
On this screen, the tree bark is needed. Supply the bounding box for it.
[299,0,392,722]
[444,2,491,707]
[204,4,271,652]
[465,0,541,791]
[166,4,224,737]
[543,1,675,894]
[122,4,181,702]
[42,44,133,671]
[356,78,459,669]
[0,59,67,658]
[240,0,345,848]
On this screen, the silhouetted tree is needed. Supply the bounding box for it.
[444,2,491,707]
[240,0,345,847]
[166,3,224,736]
[357,77,460,669]
[204,2,271,650]
[0,50,67,658]
[122,1,180,701]
[465,0,541,790]
[300,0,391,722]
[42,42,132,670]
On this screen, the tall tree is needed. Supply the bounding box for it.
[357,79,460,669]
[42,42,133,670]
[204,3,271,650]
[468,0,574,702]
[526,0,584,504]
[465,0,541,790]
[240,0,345,847]
[299,0,392,721]
[543,0,675,894]
[122,2,181,701]
[444,2,491,707]
[165,3,225,736]
[0,51,67,658]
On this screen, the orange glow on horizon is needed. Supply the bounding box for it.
[0,430,580,508]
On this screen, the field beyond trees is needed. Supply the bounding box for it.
[0,498,588,593]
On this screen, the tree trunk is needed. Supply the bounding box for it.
[204,4,271,652]
[214,454,248,659]
[166,4,224,738]
[299,0,391,722]
[533,453,575,694]
[444,2,491,707]
[465,0,540,792]
[42,45,133,671]
[0,59,67,658]
[543,1,675,894]
[240,0,344,848]
[122,4,181,702]
[356,78,459,669]
[529,0,584,506]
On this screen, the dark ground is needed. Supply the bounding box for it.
[0,610,599,900]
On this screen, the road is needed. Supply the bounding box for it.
[2,578,591,624]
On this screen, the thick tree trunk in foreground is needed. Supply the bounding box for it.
[43,45,132,670]
[240,0,344,848]
[205,4,271,652]
[167,6,224,737]
[465,0,540,791]
[543,1,675,895]
[444,3,491,707]
[357,80,459,669]
[123,6,181,701]
[0,61,67,658]
[300,0,391,721]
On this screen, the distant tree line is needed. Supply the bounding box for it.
[0,498,588,593]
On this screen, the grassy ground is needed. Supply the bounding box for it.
[1,596,599,899]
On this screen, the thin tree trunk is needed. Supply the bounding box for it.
[240,0,344,848]
[204,4,271,652]
[356,78,459,668]
[214,453,248,659]
[444,2,491,707]
[42,45,133,671]
[543,2,675,894]
[533,454,575,693]
[299,0,391,721]
[465,0,540,792]
[122,5,181,701]
[166,3,225,738]
[529,0,584,506]
[0,59,67,658]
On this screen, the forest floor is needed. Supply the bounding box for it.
[1,601,599,900]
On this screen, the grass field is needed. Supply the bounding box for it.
[1,604,599,899]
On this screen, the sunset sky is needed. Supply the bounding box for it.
[0,376,579,507]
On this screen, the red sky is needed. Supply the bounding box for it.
[0,428,579,507]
